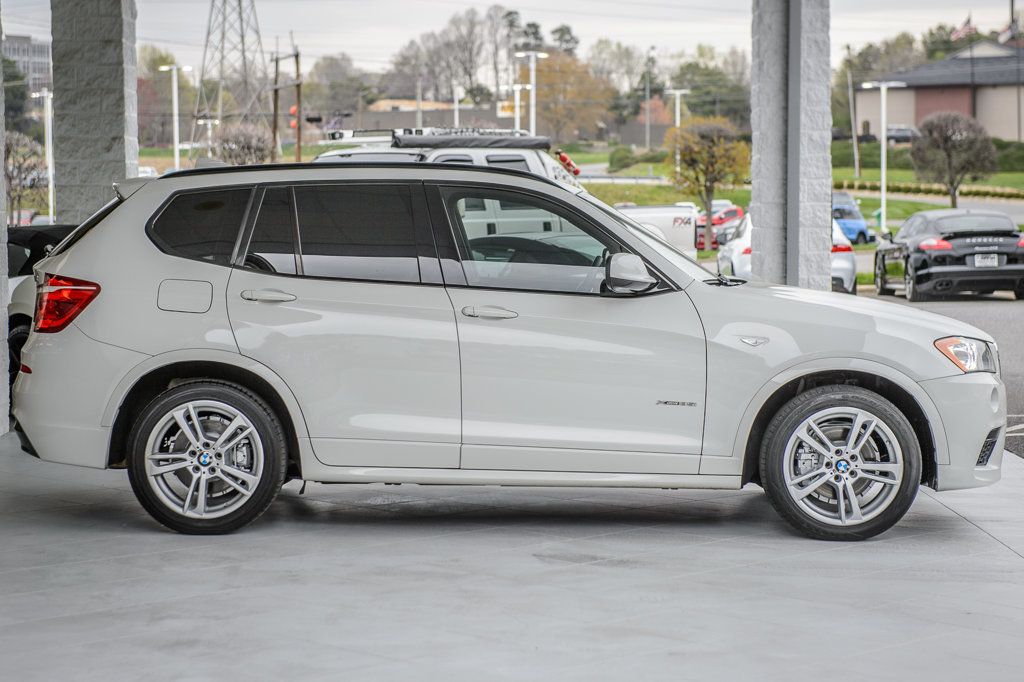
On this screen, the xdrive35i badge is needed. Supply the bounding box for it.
[656,400,697,407]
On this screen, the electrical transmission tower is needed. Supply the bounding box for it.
[190,0,271,157]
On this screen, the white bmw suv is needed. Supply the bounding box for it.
[13,163,1007,539]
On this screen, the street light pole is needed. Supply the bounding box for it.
[158,64,192,170]
[515,51,548,136]
[512,84,530,132]
[452,80,460,127]
[644,47,656,150]
[664,88,690,177]
[862,80,906,231]
[31,89,55,223]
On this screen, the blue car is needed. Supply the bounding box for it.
[832,199,871,244]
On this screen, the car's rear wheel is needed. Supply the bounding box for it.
[904,265,925,302]
[127,380,287,534]
[855,233,867,245]
[8,322,30,388]
[760,385,921,541]
[874,259,893,296]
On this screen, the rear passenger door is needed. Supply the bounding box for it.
[226,182,462,469]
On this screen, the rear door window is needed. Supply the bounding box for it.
[150,188,252,265]
[293,184,422,283]
[244,187,299,275]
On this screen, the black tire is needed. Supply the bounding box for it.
[904,265,925,302]
[759,385,922,541]
[127,380,287,534]
[855,232,867,245]
[874,258,893,296]
[8,322,30,388]
[1014,289,1023,300]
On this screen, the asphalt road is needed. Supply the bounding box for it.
[861,289,1024,455]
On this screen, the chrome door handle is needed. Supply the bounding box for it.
[461,305,518,320]
[240,289,297,303]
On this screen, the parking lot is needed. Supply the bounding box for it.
[1,292,1021,681]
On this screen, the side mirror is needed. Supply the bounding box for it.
[832,209,843,220]
[879,230,892,242]
[604,253,657,295]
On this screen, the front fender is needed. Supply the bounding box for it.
[710,357,949,473]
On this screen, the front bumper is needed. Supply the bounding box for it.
[919,371,1006,491]
[916,263,1024,294]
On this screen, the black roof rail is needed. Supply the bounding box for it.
[159,161,565,189]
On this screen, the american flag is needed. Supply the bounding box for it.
[951,15,978,42]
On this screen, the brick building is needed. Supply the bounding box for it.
[855,40,1024,141]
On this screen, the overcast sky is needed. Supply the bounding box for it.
[0,0,1013,73]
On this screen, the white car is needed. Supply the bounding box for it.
[718,217,858,294]
[13,163,1006,540]
[614,203,697,258]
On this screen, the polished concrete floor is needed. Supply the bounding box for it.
[1,435,1022,681]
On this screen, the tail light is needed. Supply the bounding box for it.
[1017,236,1024,248]
[34,274,101,333]
[741,246,752,255]
[831,243,853,252]
[919,238,952,251]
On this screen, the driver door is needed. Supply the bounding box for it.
[428,184,707,475]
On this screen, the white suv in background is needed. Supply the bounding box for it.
[13,162,1006,539]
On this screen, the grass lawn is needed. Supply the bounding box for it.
[833,167,1024,192]
[568,151,610,165]
[582,183,750,209]
[138,143,355,172]
[612,161,673,177]
[852,196,941,223]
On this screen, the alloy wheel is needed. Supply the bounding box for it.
[782,407,904,526]
[144,400,265,519]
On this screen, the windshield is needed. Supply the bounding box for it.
[579,192,715,283]
[935,214,1016,233]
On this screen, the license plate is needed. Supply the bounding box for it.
[974,254,999,268]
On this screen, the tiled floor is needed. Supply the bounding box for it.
[1,435,1022,681]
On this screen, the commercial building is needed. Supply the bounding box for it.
[855,40,1024,141]
[1,32,52,92]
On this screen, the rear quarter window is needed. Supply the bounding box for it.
[149,188,253,264]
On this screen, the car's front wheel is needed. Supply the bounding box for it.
[127,380,287,534]
[760,385,921,541]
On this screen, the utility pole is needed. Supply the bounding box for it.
[512,84,530,132]
[846,46,860,178]
[1014,0,1021,142]
[294,42,302,162]
[515,50,548,136]
[644,48,654,150]
[159,64,192,170]
[415,77,423,128]
[269,40,302,163]
[271,40,280,162]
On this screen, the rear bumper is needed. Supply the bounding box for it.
[917,264,1024,293]
[12,323,148,469]
[13,419,39,458]
[830,254,856,293]
[919,371,1006,491]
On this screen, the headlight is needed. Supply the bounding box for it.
[934,336,998,373]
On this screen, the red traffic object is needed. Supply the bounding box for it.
[831,243,853,253]
[919,237,953,251]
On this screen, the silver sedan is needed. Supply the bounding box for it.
[717,217,857,294]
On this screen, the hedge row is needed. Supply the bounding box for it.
[833,178,1024,200]
[833,139,1024,173]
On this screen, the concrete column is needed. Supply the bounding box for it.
[1,5,9,431]
[51,0,138,224]
[750,0,832,289]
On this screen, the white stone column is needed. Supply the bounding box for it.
[1,4,9,431]
[50,0,138,224]
[750,0,832,289]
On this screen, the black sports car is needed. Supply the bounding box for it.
[874,209,1024,301]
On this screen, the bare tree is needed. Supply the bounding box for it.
[4,131,44,225]
[911,112,996,207]
[533,53,613,142]
[587,41,645,92]
[484,5,508,99]
[380,40,424,99]
[448,9,485,93]
[665,117,750,216]
[216,123,272,165]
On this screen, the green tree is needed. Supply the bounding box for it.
[3,58,32,135]
[664,116,750,215]
[672,60,748,130]
[550,24,579,57]
[910,112,996,208]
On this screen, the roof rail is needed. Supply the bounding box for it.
[159,161,564,189]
